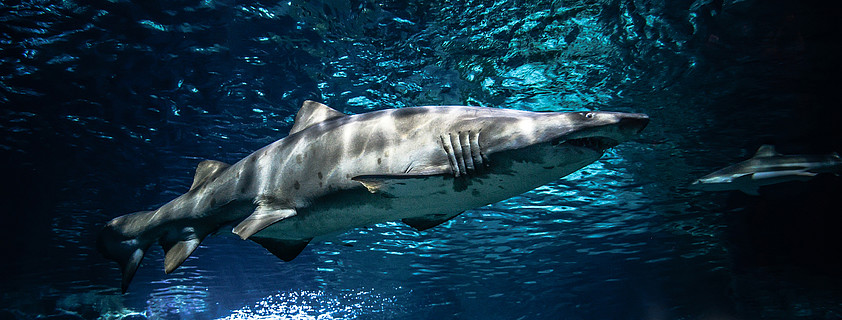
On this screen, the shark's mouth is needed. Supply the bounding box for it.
[554,136,620,152]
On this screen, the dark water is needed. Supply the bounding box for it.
[2,0,841,319]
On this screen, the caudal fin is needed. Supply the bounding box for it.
[97,210,210,293]
[97,211,155,293]
[98,160,231,292]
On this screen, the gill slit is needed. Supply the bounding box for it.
[450,133,467,175]
[470,130,486,168]
[440,135,459,176]
[440,130,486,177]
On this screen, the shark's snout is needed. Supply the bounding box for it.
[545,112,650,154]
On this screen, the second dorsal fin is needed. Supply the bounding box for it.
[289,100,347,135]
[190,160,230,191]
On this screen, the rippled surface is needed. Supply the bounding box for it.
[2,0,841,319]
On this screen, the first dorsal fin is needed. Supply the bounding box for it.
[753,145,779,158]
[289,100,347,135]
[190,160,230,191]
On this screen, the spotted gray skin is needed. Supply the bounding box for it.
[98,101,649,292]
[689,145,842,195]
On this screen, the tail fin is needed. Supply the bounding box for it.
[98,210,211,293]
[98,161,232,292]
[97,211,155,293]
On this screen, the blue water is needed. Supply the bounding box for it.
[2,0,841,319]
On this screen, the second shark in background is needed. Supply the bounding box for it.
[690,145,842,195]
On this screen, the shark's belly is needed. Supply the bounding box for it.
[250,161,584,241]
[250,184,469,241]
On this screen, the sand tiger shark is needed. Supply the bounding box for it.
[98,101,649,292]
[690,145,842,195]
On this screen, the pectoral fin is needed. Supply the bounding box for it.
[732,174,760,195]
[403,212,464,231]
[233,205,297,240]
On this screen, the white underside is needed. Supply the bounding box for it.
[252,148,599,241]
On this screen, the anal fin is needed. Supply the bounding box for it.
[163,238,202,274]
[159,227,209,274]
[233,204,296,239]
[403,211,464,231]
[250,237,311,262]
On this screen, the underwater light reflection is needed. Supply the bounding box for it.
[217,289,402,320]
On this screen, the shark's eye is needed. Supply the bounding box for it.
[585,112,595,119]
